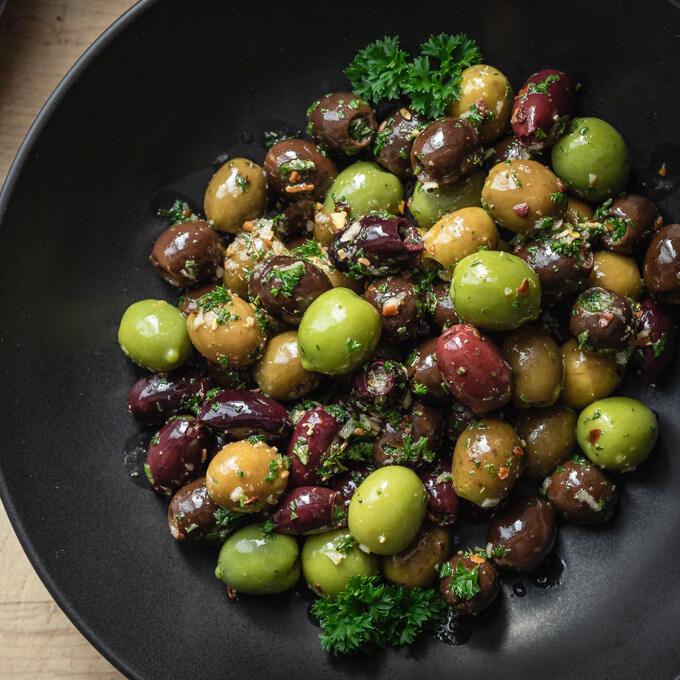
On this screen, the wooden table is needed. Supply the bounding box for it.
[0,3,135,676]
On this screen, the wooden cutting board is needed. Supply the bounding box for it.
[0,3,134,676]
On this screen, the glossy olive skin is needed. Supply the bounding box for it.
[512,404,577,479]
[560,338,625,410]
[352,358,408,409]
[563,197,594,226]
[643,223,680,304]
[632,298,678,386]
[127,369,212,425]
[452,419,524,508]
[275,200,317,242]
[444,400,478,442]
[502,327,563,408]
[272,486,346,535]
[206,361,254,391]
[511,69,575,151]
[215,524,300,595]
[382,522,453,588]
[431,281,460,331]
[264,139,337,202]
[487,496,555,572]
[436,324,512,415]
[440,552,499,615]
[484,135,532,169]
[543,456,617,524]
[411,117,483,186]
[150,220,223,287]
[145,416,211,497]
[249,255,332,325]
[570,287,637,352]
[204,158,268,234]
[577,397,658,472]
[551,117,630,202]
[364,274,425,342]
[419,463,459,526]
[482,159,566,234]
[600,194,658,255]
[451,251,542,331]
[331,465,374,509]
[373,107,428,179]
[406,337,450,405]
[589,251,643,301]
[177,283,219,317]
[307,92,377,156]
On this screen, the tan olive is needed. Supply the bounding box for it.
[222,220,288,298]
[186,293,265,367]
[560,338,624,409]
[564,196,594,226]
[423,207,499,275]
[313,204,341,247]
[381,522,453,588]
[481,160,566,234]
[252,330,321,401]
[589,251,643,300]
[206,440,289,512]
[452,419,523,508]
[502,327,563,408]
[204,158,268,234]
[511,404,577,478]
[446,64,513,144]
[301,247,364,294]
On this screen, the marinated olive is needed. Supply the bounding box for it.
[118,299,192,372]
[348,466,428,555]
[204,158,268,234]
[215,524,300,595]
[600,194,658,255]
[577,397,658,472]
[444,400,478,442]
[419,463,459,526]
[484,135,532,169]
[643,223,680,304]
[273,486,346,535]
[373,107,428,179]
[452,419,524,508]
[589,251,643,300]
[440,551,499,615]
[363,274,425,342]
[206,439,289,512]
[551,117,631,202]
[177,283,219,317]
[632,298,678,386]
[275,200,317,242]
[352,358,408,409]
[331,466,374,509]
[563,197,594,226]
[406,337,450,405]
[431,281,460,331]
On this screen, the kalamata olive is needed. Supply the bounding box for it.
[329,215,425,278]
[444,400,478,442]
[511,69,576,151]
[486,496,555,572]
[145,416,211,497]
[264,139,338,202]
[128,369,212,424]
[373,107,428,179]
[419,463,459,526]
[288,405,344,487]
[643,223,680,303]
[569,287,636,352]
[307,92,377,156]
[274,200,316,242]
[484,135,532,169]
[352,359,408,409]
[411,118,483,187]
[543,455,618,524]
[363,274,426,342]
[435,324,512,415]
[198,389,292,441]
[331,465,375,509]
[206,361,254,391]
[406,337,450,404]
[599,194,658,255]
[431,281,460,331]
[272,486,346,535]
[177,283,218,317]
[249,254,332,325]
[440,551,499,615]
[632,298,679,386]
[514,237,593,304]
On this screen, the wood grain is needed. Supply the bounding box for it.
[0,2,134,677]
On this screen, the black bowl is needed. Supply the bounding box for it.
[2,1,680,678]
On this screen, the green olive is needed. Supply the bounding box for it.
[551,117,631,202]
[297,288,381,375]
[450,250,541,330]
[323,161,403,216]
[348,466,428,555]
[118,299,191,372]
[215,524,300,595]
[301,529,379,598]
[589,251,643,300]
[409,172,485,230]
[204,158,268,234]
[577,397,658,472]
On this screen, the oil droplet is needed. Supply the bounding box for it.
[513,582,527,597]
[529,553,565,589]
[435,609,473,645]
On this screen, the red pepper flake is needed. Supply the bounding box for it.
[469,553,486,564]
[599,311,614,328]
[655,216,664,231]
[516,278,531,296]
[636,335,651,347]
[513,446,524,456]
[556,178,566,192]
[289,170,301,183]
[513,202,530,218]
[285,183,315,193]
[589,428,602,445]
[226,586,238,600]
[498,467,509,480]
[182,208,192,217]
[474,97,490,118]
[659,163,667,177]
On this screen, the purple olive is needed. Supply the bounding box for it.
[633,298,679,386]
[419,463,459,526]
[145,416,211,497]
[287,406,344,487]
[331,465,374,508]
[511,69,576,151]
[329,215,425,278]
[352,359,408,409]
[198,390,291,441]
[127,369,213,424]
[272,486,346,535]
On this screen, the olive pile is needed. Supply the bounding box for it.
[118,62,676,625]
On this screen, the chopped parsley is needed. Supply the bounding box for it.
[439,559,481,601]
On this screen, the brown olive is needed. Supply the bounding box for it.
[264,139,337,202]
[177,283,219,317]
[600,194,658,255]
[431,281,459,331]
[484,135,532,170]
[274,200,317,242]
[444,400,477,442]
[563,197,594,226]
[406,337,450,405]
[589,251,643,300]
[440,551,499,615]
[373,107,428,179]
[643,223,680,304]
